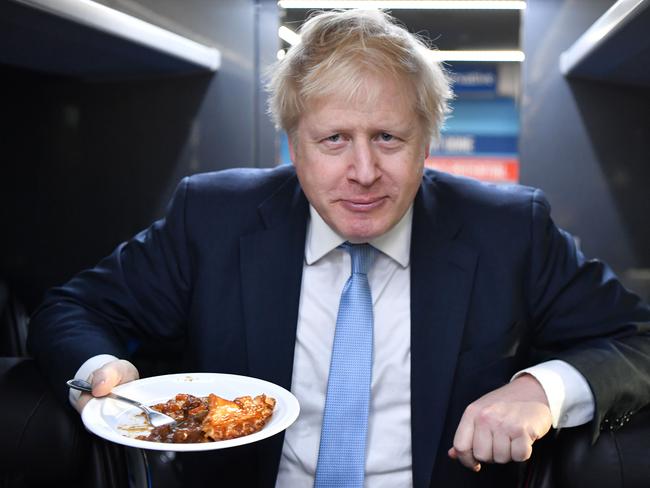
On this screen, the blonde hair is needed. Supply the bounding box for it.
[266,9,452,140]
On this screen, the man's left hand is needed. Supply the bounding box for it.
[448,373,553,472]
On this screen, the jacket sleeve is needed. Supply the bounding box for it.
[526,189,650,441]
[27,177,194,404]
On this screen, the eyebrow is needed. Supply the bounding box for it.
[308,120,417,136]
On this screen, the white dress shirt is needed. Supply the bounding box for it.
[73,203,595,487]
[276,206,416,487]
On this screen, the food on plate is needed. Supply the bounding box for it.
[136,392,276,443]
[201,392,276,440]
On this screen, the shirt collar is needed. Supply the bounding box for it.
[305,205,412,268]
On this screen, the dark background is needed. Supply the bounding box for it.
[0,0,279,311]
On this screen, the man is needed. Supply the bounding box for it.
[28,9,650,488]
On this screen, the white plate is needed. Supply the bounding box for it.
[81,372,300,451]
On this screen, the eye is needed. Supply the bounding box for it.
[377,132,398,143]
[325,134,341,143]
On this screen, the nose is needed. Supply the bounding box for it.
[348,140,381,187]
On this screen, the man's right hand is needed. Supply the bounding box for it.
[75,359,140,412]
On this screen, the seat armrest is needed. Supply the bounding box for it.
[523,404,650,488]
[555,405,650,488]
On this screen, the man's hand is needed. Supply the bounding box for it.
[75,359,140,412]
[448,373,552,472]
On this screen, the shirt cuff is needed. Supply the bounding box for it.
[68,354,119,408]
[512,359,595,428]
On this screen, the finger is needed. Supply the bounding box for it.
[449,447,481,472]
[75,392,94,413]
[91,359,139,397]
[114,359,140,382]
[492,431,512,464]
[511,435,533,462]
[452,409,481,471]
[472,422,493,464]
[455,441,482,471]
[453,407,477,455]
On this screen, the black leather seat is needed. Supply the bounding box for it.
[0,357,135,488]
[0,280,148,488]
[522,405,650,488]
[555,406,650,488]
[0,280,29,357]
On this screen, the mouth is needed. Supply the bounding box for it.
[339,196,388,212]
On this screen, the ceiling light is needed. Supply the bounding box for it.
[279,25,301,45]
[430,50,525,62]
[278,1,526,10]
[277,25,525,62]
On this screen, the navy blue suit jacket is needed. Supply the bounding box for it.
[28,165,650,487]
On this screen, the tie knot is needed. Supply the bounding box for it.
[343,243,376,275]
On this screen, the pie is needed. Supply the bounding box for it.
[201,393,276,441]
[136,392,276,443]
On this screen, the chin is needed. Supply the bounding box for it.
[337,221,390,242]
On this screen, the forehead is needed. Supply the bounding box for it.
[300,74,419,130]
[318,71,412,107]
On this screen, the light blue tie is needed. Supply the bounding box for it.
[314,243,376,488]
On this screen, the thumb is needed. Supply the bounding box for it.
[90,359,139,397]
[90,368,113,397]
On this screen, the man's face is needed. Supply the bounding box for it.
[289,75,430,242]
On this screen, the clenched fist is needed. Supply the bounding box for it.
[448,373,552,472]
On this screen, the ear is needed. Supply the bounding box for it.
[288,134,297,164]
[421,133,431,162]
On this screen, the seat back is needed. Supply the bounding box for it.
[0,358,104,486]
[0,281,29,357]
[0,279,148,488]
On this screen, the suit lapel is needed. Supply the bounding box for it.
[410,173,478,488]
[239,173,308,389]
[239,173,308,485]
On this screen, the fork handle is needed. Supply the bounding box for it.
[67,379,144,409]
[67,378,94,393]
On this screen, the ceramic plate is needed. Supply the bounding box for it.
[81,372,299,451]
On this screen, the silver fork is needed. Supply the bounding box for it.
[67,378,177,428]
